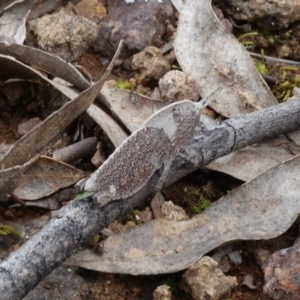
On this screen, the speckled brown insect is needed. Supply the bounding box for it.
[77,88,221,206]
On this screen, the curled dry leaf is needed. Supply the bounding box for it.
[0,43,90,92]
[86,104,128,147]
[66,154,300,275]
[174,0,277,118]
[51,80,128,148]
[13,156,88,200]
[0,41,122,168]
[0,43,129,147]
[0,41,123,201]
[0,155,39,202]
[0,1,32,45]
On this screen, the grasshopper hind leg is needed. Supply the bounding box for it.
[155,159,173,191]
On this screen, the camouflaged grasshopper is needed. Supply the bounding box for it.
[76,88,221,207]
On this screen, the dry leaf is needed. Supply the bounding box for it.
[101,80,167,133]
[0,1,32,45]
[66,154,300,274]
[174,0,277,118]
[51,79,128,148]
[0,155,39,202]
[0,41,122,201]
[14,156,88,200]
[206,136,300,182]
[87,104,128,147]
[0,42,122,169]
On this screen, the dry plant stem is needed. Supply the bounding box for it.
[249,52,300,67]
[150,193,163,219]
[10,193,26,206]
[53,137,97,163]
[1,98,300,300]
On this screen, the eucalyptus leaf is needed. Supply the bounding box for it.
[14,156,88,200]
[174,0,277,118]
[66,154,300,275]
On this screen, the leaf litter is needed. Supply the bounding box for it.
[0,40,123,202]
[0,0,300,298]
[65,0,300,287]
[66,154,300,274]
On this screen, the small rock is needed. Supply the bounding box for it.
[161,201,188,221]
[27,13,97,62]
[150,192,165,219]
[228,250,242,265]
[153,284,172,300]
[293,87,300,97]
[253,247,270,266]
[132,46,171,84]
[158,70,200,103]
[214,255,230,273]
[263,239,300,300]
[74,0,106,24]
[137,207,153,223]
[108,220,126,233]
[214,244,242,273]
[276,44,292,58]
[241,274,257,289]
[212,6,233,32]
[219,0,300,30]
[126,221,136,228]
[181,256,237,300]
[175,245,183,254]
[92,0,174,58]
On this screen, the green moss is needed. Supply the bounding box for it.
[89,234,101,246]
[125,209,141,224]
[253,59,269,74]
[237,31,258,50]
[184,187,212,214]
[271,67,300,102]
[261,28,275,46]
[115,79,132,90]
[171,64,182,70]
[163,276,179,293]
[73,191,94,200]
[236,27,300,102]
[21,83,37,106]
[0,225,23,238]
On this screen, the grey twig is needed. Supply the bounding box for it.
[249,52,300,67]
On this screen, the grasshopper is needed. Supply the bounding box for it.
[76,88,221,206]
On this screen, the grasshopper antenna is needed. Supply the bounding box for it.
[196,87,223,109]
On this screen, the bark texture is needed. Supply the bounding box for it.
[0,98,300,299]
